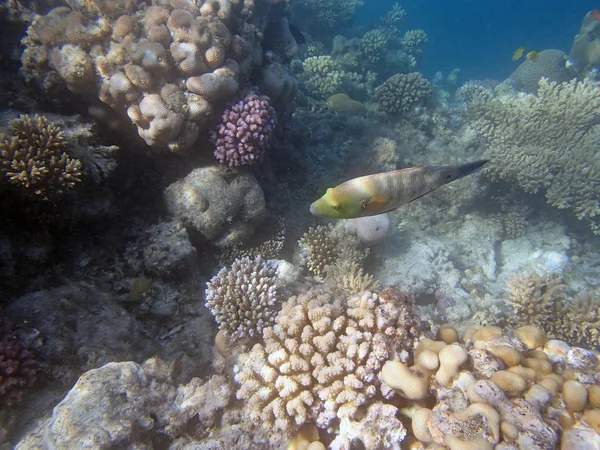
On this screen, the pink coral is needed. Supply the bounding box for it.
[211,94,276,167]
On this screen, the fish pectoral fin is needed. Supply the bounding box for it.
[366,195,389,209]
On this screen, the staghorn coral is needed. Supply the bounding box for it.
[376,72,432,115]
[205,256,278,340]
[234,286,423,439]
[504,272,600,351]
[0,114,82,199]
[210,94,277,167]
[21,0,282,152]
[468,77,600,233]
[380,2,405,36]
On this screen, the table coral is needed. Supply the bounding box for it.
[234,286,423,440]
[21,0,275,152]
[0,114,82,199]
[376,72,432,115]
[210,94,277,167]
[467,77,600,233]
[205,256,278,340]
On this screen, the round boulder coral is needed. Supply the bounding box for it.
[210,94,277,167]
[509,49,571,93]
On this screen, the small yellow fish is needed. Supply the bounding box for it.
[526,50,540,61]
[310,160,488,219]
[512,47,525,61]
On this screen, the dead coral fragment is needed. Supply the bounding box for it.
[0,114,82,199]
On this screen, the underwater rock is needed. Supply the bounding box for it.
[164,165,266,248]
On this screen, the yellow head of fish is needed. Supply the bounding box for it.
[512,47,525,61]
[310,187,366,219]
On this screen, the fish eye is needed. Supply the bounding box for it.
[361,200,368,210]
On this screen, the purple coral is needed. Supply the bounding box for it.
[211,94,276,167]
[0,316,40,407]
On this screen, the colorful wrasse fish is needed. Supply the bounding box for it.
[309,160,488,219]
[512,47,525,61]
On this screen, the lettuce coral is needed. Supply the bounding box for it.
[467,77,600,233]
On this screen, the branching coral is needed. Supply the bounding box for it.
[300,0,363,29]
[205,256,278,340]
[376,72,432,115]
[505,272,600,350]
[325,260,379,295]
[234,286,423,440]
[401,29,428,56]
[210,94,277,167]
[467,78,600,233]
[302,56,344,99]
[380,2,405,36]
[361,29,387,64]
[0,114,82,199]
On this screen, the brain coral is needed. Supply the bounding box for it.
[205,256,278,340]
[376,72,432,114]
[0,114,82,199]
[234,286,423,439]
[210,94,276,167]
[509,49,571,93]
[21,0,266,152]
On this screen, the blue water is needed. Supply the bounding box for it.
[357,0,596,82]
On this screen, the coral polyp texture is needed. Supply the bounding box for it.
[376,72,432,115]
[234,286,422,446]
[22,0,261,151]
[0,114,82,199]
[467,77,600,233]
[210,94,276,166]
[205,256,278,340]
[0,316,39,407]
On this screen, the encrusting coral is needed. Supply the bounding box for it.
[234,286,423,446]
[467,77,600,233]
[0,114,82,199]
[205,256,278,340]
[376,72,432,115]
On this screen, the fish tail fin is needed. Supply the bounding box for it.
[452,159,489,180]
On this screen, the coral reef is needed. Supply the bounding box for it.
[302,56,344,99]
[505,272,600,351]
[361,29,387,64]
[164,165,266,248]
[383,324,600,449]
[509,49,571,93]
[467,77,600,233]
[234,286,422,442]
[211,94,277,167]
[376,73,432,115]
[0,316,40,407]
[0,114,81,199]
[205,256,278,340]
[380,2,405,35]
[401,29,428,56]
[324,260,379,295]
[21,0,281,151]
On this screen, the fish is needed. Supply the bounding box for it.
[526,50,540,61]
[309,160,488,219]
[288,23,306,45]
[512,47,525,61]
